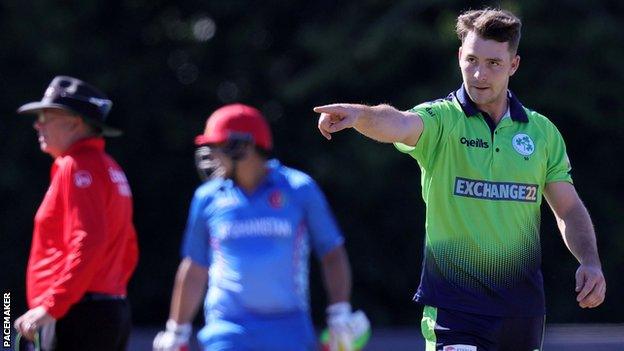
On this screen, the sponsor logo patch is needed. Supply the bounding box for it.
[512,133,535,156]
[454,177,538,202]
[460,137,489,149]
[214,217,292,240]
[443,345,477,351]
[108,167,132,196]
[73,170,92,188]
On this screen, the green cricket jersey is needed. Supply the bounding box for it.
[395,85,572,316]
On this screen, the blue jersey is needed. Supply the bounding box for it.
[181,160,344,320]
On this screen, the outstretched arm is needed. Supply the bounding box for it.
[544,181,606,308]
[314,103,423,146]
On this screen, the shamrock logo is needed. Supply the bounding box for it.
[512,134,535,156]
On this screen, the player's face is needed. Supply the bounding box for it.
[33,109,79,158]
[459,31,520,112]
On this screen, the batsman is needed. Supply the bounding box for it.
[315,7,605,351]
[153,104,369,351]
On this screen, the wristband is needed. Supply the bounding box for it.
[166,319,192,338]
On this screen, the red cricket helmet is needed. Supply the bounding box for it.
[194,103,272,151]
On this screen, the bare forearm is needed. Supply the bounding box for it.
[545,182,605,308]
[321,246,352,303]
[557,202,601,267]
[352,104,422,145]
[169,258,208,323]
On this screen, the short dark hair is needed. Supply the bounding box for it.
[456,8,522,54]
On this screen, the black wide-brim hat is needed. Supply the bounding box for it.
[17,75,122,137]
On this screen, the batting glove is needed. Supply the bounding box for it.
[152,319,191,351]
[326,302,353,351]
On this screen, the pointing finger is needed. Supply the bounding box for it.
[313,104,351,115]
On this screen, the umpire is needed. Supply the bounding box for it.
[14,76,139,351]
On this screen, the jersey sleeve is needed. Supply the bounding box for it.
[394,101,445,169]
[545,123,573,184]
[180,188,212,268]
[300,178,344,258]
[43,160,108,319]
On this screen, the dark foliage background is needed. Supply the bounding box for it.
[1,0,622,328]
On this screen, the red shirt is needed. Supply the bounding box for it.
[27,137,139,319]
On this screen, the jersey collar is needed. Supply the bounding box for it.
[453,84,528,123]
[51,137,105,178]
[60,137,105,157]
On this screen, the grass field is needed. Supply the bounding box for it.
[130,324,624,350]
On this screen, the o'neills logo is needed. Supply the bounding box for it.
[454,177,538,202]
[460,137,489,148]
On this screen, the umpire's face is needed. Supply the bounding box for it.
[33,108,81,158]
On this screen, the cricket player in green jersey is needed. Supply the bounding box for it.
[314,7,605,351]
